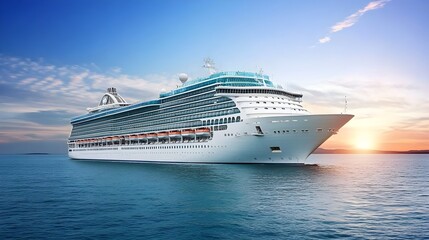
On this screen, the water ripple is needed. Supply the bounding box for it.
[0,154,428,239]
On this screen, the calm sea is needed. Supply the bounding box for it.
[0,154,428,239]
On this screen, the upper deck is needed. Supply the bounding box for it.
[71,71,302,124]
[160,71,274,98]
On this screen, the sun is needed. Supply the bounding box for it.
[354,136,375,150]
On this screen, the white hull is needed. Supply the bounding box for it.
[69,114,353,163]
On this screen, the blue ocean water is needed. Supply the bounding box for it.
[0,154,428,239]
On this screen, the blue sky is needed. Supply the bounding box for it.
[0,0,428,153]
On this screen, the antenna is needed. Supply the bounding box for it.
[203,58,217,75]
[344,96,348,113]
[259,68,267,87]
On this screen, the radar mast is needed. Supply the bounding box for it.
[203,58,217,75]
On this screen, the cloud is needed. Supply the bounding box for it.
[0,55,179,144]
[19,110,76,126]
[331,0,390,33]
[318,0,390,44]
[288,74,429,151]
[318,36,331,44]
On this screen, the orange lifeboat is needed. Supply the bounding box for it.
[138,133,147,140]
[169,130,181,138]
[196,127,211,137]
[129,134,138,140]
[181,129,195,137]
[158,131,169,139]
[147,133,158,139]
[106,137,113,142]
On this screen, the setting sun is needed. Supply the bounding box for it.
[355,135,375,150]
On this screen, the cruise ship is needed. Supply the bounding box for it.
[68,62,353,163]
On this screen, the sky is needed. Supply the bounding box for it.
[0,0,428,153]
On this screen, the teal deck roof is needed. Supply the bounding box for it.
[160,71,274,98]
[183,71,269,86]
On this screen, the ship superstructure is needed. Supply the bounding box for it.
[68,65,353,163]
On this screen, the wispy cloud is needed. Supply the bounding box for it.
[0,55,179,143]
[318,36,331,44]
[318,0,390,44]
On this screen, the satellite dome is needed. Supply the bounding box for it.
[179,73,188,83]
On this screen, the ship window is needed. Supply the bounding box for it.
[232,117,235,123]
[237,116,241,122]
[220,119,223,124]
[203,120,206,126]
[270,147,281,152]
[224,118,227,123]
[228,117,231,123]
[215,119,219,124]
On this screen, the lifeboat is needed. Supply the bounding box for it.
[169,130,181,138]
[106,137,113,142]
[129,134,138,140]
[147,133,158,139]
[138,133,147,140]
[196,127,211,137]
[157,131,169,139]
[112,136,120,141]
[181,129,195,137]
